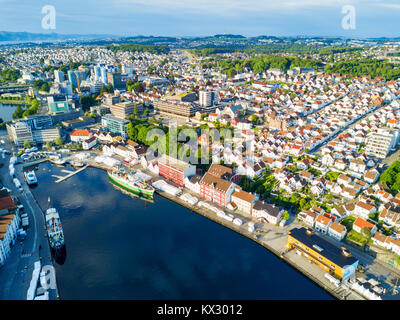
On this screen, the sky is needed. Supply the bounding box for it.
[0,0,399,38]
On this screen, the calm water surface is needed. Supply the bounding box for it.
[30,162,333,300]
[0,103,17,122]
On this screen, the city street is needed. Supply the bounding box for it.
[0,131,58,300]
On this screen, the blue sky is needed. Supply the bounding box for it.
[0,0,399,37]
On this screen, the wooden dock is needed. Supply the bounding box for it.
[54,165,88,183]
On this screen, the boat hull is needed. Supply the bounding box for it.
[50,243,66,265]
[108,174,154,198]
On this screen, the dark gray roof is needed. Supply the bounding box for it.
[253,201,280,217]
[189,174,202,184]
[289,228,359,268]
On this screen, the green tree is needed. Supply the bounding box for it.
[282,211,290,221]
[126,122,138,141]
[12,105,24,119]
[79,95,95,111]
[23,140,31,149]
[361,227,372,240]
[55,137,63,146]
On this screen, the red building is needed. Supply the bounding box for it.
[158,154,196,187]
[199,164,235,207]
[199,173,235,207]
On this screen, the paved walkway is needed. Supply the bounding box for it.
[0,135,58,300]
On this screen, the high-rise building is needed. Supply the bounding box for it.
[67,70,86,90]
[54,70,65,83]
[107,72,123,89]
[104,95,121,106]
[6,121,33,146]
[94,67,101,81]
[122,65,135,75]
[100,68,108,85]
[199,90,215,107]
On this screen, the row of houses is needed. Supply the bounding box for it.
[0,191,21,266]
[151,155,284,225]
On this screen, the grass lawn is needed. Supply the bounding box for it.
[346,230,370,246]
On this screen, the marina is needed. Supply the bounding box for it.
[29,161,333,300]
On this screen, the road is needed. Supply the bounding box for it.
[0,131,58,300]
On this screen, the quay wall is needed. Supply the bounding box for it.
[154,189,346,301]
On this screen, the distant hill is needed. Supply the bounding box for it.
[0,31,113,42]
[213,34,246,39]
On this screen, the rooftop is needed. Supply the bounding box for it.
[289,227,358,268]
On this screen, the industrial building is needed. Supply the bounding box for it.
[287,228,359,282]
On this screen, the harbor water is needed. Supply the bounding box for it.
[30,162,333,299]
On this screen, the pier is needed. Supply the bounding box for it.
[53,165,88,183]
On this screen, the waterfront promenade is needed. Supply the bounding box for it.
[0,134,59,300]
[153,185,364,300]
[2,146,398,300]
[49,151,400,300]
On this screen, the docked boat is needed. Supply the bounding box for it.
[70,160,84,167]
[50,158,66,165]
[24,170,37,185]
[45,207,65,256]
[108,169,155,198]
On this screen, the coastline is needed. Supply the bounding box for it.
[20,161,60,300]
[153,187,346,301]
[25,158,360,300]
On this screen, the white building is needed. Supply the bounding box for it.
[252,201,281,225]
[328,222,347,241]
[82,136,97,150]
[365,129,398,159]
[231,187,257,215]
[199,90,215,107]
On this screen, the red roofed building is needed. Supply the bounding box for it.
[70,129,91,142]
[353,217,377,235]
[315,214,332,234]
[0,196,16,215]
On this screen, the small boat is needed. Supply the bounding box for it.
[70,160,84,167]
[51,158,66,165]
[24,170,37,185]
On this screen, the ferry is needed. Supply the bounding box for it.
[24,170,37,185]
[45,207,65,254]
[108,169,155,198]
